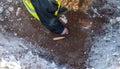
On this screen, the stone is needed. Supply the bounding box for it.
[16,7,21,16]
[5,10,10,17]
[7,0,12,2]
[117,6,120,9]
[0,7,4,14]
[116,17,120,22]
[110,19,117,24]
[8,6,14,12]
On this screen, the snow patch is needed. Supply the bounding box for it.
[0,7,3,14]
[87,0,120,69]
[87,21,120,69]
[116,17,120,22]
[0,32,66,69]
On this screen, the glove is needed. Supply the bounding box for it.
[59,15,68,24]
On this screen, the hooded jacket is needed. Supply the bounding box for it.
[23,0,67,34]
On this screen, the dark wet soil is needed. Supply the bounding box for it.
[22,10,89,69]
[0,1,109,69]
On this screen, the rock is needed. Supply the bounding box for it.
[116,17,120,22]
[17,18,22,21]
[0,58,21,69]
[0,7,4,14]
[16,7,22,16]
[86,68,95,69]
[5,10,10,17]
[112,52,119,56]
[8,6,14,12]
[117,6,120,9]
[15,0,21,5]
[7,0,12,2]
[110,19,117,24]
[13,32,17,36]
[0,16,4,21]
[19,43,28,50]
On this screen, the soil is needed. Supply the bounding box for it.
[0,0,108,69]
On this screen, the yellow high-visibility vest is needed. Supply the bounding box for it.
[23,0,40,21]
[23,0,61,21]
[54,0,61,16]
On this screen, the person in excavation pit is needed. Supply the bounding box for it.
[23,0,69,35]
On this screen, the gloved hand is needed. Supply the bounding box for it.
[59,15,68,24]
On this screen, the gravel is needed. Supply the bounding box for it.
[87,0,120,69]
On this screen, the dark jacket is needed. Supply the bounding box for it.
[30,0,66,34]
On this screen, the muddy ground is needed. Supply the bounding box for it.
[0,0,110,69]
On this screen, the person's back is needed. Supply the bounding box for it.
[23,0,69,35]
[23,0,93,35]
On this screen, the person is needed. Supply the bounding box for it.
[23,0,69,35]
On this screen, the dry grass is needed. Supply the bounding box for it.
[59,0,93,12]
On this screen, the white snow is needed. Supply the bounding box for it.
[0,32,66,69]
[0,7,3,14]
[87,0,120,69]
[116,17,120,22]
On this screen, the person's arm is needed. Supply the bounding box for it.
[47,0,67,15]
[47,0,58,14]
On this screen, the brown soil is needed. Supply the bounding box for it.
[0,1,108,69]
[22,10,90,69]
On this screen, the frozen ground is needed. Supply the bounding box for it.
[0,31,66,69]
[87,0,120,69]
[0,0,90,69]
[1,0,120,69]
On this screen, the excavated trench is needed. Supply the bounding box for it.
[0,0,110,69]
